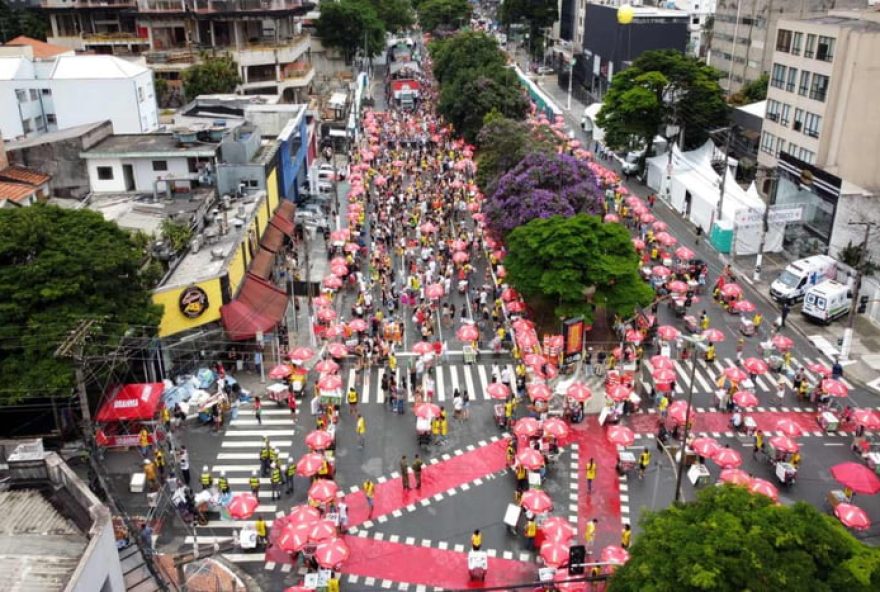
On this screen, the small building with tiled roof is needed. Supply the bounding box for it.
[0,35,74,60]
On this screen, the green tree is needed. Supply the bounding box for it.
[431,31,506,85]
[729,72,769,106]
[0,2,48,42]
[475,114,556,193]
[316,0,386,63]
[504,215,653,322]
[438,69,529,143]
[498,0,557,57]
[609,486,880,591]
[597,49,728,155]
[367,0,414,33]
[0,206,163,403]
[417,0,471,33]
[160,218,193,253]
[182,55,241,100]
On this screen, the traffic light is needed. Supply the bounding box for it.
[568,544,586,575]
[859,295,869,314]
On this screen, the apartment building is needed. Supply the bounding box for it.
[708,0,867,94]
[41,0,316,101]
[672,0,717,57]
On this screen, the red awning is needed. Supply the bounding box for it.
[260,223,284,252]
[270,212,294,237]
[249,248,275,279]
[96,383,165,423]
[277,199,295,220]
[220,273,288,341]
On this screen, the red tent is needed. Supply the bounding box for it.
[95,383,165,447]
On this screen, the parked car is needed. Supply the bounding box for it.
[294,209,330,233]
[318,163,347,181]
[536,65,554,75]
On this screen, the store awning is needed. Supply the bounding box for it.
[260,223,284,252]
[277,199,295,220]
[270,211,294,236]
[220,273,288,341]
[250,248,275,280]
[96,383,165,423]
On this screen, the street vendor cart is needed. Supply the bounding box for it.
[616,450,636,476]
[266,383,289,406]
[95,383,166,448]
[468,550,488,581]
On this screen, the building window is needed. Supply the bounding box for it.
[776,29,792,52]
[798,148,815,164]
[46,114,57,125]
[692,17,700,25]
[29,89,38,101]
[809,74,829,102]
[771,63,786,89]
[785,67,798,93]
[41,88,51,96]
[803,112,822,138]
[794,108,804,132]
[775,137,785,157]
[791,32,803,55]
[22,118,32,133]
[779,103,791,126]
[798,70,811,96]
[97,166,114,180]
[152,160,168,172]
[15,89,27,103]
[760,131,775,154]
[804,34,816,58]
[138,87,145,102]
[766,99,780,122]
[817,36,835,62]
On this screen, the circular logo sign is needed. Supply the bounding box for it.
[179,286,209,319]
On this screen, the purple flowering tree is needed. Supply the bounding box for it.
[484,152,604,236]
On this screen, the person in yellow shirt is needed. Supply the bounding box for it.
[638,448,651,479]
[356,414,366,448]
[471,529,482,551]
[753,312,764,331]
[362,479,375,515]
[524,517,537,550]
[138,427,150,457]
[621,524,632,549]
[255,516,267,548]
[585,458,597,494]
[327,573,340,592]
[584,518,598,554]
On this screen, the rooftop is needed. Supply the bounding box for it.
[88,187,214,235]
[0,181,38,202]
[82,133,219,159]
[3,120,111,150]
[49,54,149,79]
[2,36,72,59]
[0,165,51,186]
[796,9,880,31]
[737,100,767,119]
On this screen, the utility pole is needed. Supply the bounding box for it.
[566,57,576,110]
[715,126,734,221]
[753,170,777,282]
[55,319,98,441]
[841,221,876,361]
[674,335,704,502]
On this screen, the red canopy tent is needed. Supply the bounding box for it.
[95,383,165,447]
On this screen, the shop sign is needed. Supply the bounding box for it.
[179,286,209,319]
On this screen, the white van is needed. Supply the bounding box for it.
[769,255,837,304]
[802,280,852,324]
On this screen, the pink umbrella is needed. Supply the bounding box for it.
[520,489,554,514]
[508,300,527,313]
[513,417,542,438]
[652,220,668,232]
[720,284,743,299]
[543,418,570,439]
[527,382,553,402]
[600,545,630,565]
[742,357,770,375]
[748,478,779,501]
[420,222,437,234]
[606,384,633,402]
[308,479,339,504]
[691,437,721,457]
[305,430,334,450]
[296,453,326,477]
[702,328,726,342]
[667,400,690,424]
[414,402,441,419]
[308,519,338,543]
[456,324,480,342]
[330,264,349,277]
[806,362,831,377]
[712,447,743,468]
[524,353,546,367]
[318,374,342,391]
[566,382,592,402]
[327,342,347,358]
[322,275,343,289]
[732,390,759,408]
[317,307,338,322]
[348,318,368,332]
[822,379,849,398]
[831,462,880,495]
[640,213,656,224]
[541,516,577,542]
[835,503,871,530]
[343,242,360,253]
[657,326,680,341]
[632,238,645,250]
[853,408,880,430]
[288,347,315,363]
[452,251,470,263]
[425,283,445,299]
[651,265,672,278]
[724,366,749,383]
[719,468,751,486]
[412,341,434,355]
[269,364,292,379]
[654,232,677,246]
[604,213,620,223]
[314,359,339,374]
[668,280,689,293]
[674,246,695,260]
[776,418,802,437]
[733,300,756,313]
[771,335,795,351]
[287,505,321,525]
[314,537,350,569]
[652,368,676,383]
[650,354,675,369]
[540,541,570,568]
[323,324,346,339]
[607,425,635,446]
[227,493,259,519]
[330,256,348,267]
[625,329,644,343]
[487,382,511,400]
[769,435,800,454]
[501,288,520,302]
[277,521,311,552]
[516,448,545,471]
[313,294,333,308]
[329,230,349,242]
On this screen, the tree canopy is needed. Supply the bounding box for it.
[504,214,653,322]
[182,55,241,99]
[0,206,162,403]
[729,72,769,106]
[597,49,728,154]
[475,114,557,194]
[316,0,386,63]
[431,31,507,85]
[498,0,557,57]
[483,152,604,236]
[416,0,471,34]
[610,485,880,592]
[366,0,414,33]
[0,2,47,43]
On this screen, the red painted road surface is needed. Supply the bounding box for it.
[572,419,623,552]
[628,410,826,435]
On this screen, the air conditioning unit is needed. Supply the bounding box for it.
[210,247,225,261]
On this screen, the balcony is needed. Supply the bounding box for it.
[42,0,135,8]
[233,34,310,66]
[136,0,305,13]
[83,32,151,45]
[280,63,314,88]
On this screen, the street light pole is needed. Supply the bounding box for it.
[715,126,734,221]
[841,221,876,361]
[674,335,703,502]
[753,170,777,282]
[566,58,576,111]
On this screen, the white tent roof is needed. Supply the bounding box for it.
[0,56,32,81]
[737,100,767,119]
[49,55,148,80]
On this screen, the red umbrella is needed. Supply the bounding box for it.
[507,300,527,313]
[724,366,749,383]
[650,354,675,369]
[853,408,880,430]
[414,402,441,419]
[487,382,511,400]
[314,359,339,374]
[317,307,338,322]
[831,462,880,494]
[520,489,553,514]
[732,390,759,408]
[425,283,445,299]
[674,246,695,260]
[516,448,545,471]
[654,232,677,246]
[305,430,334,450]
[541,516,577,542]
[412,341,434,355]
[308,519,338,543]
[330,264,349,277]
[501,288,520,302]
[327,342,348,358]
[566,382,592,402]
[748,478,779,501]
[822,379,849,398]
[277,521,312,552]
[288,347,316,363]
[720,284,743,298]
[771,335,794,351]
[769,435,800,454]
[632,238,646,250]
[657,326,680,341]
[540,541,570,567]
[835,503,871,530]
[329,229,349,242]
[318,374,342,391]
[652,368,676,383]
[451,239,468,251]
[323,323,346,338]
[625,329,644,344]
[719,468,751,486]
[528,382,553,402]
[806,362,831,377]
[543,418,570,439]
[651,265,672,278]
[322,275,343,289]
[348,318,368,332]
[702,328,726,342]
[513,417,542,438]
[733,300,756,313]
[668,280,689,293]
[742,357,770,375]
[269,364,292,379]
[652,220,668,232]
[287,505,321,525]
[296,453,326,477]
[776,418,802,437]
[420,222,438,234]
[517,331,539,348]
[314,537,350,569]
[640,213,655,224]
[604,213,620,223]
[308,479,339,504]
[227,493,259,519]
[600,545,630,565]
[607,425,635,446]
[691,437,721,458]
[606,384,633,402]
[452,251,470,264]
[456,324,480,342]
[668,400,690,424]
[712,447,743,468]
[313,294,333,308]
[524,353,546,367]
